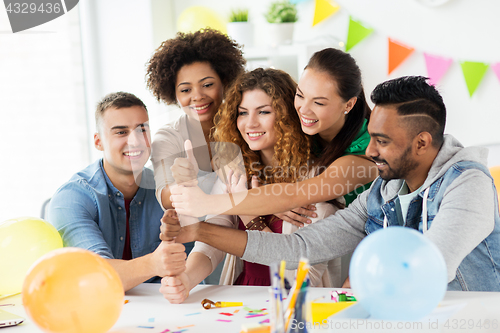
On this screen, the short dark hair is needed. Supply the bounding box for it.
[95,92,147,131]
[146,28,246,105]
[370,76,446,147]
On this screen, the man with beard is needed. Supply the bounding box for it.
[163,76,500,292]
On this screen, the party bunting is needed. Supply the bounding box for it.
[460,61,489,97]
[492,63,500,84]
[424,53,453,86]
[312,0,340,27]
[345,17,373,52]
[388,38,415,75]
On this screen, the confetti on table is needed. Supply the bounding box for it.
[148,318,155,322]
[217,319,232,323]
[176,325,194,329]
[0,304,14,306]
[259,319,270,324]
[137,326,154,329]
[184,312,201,316]
[159,330,170,333]
[219,312,233,316]
[124,300,129,304]
[245,313,268,318]
[233,309,240,314]
[171,330,188,333]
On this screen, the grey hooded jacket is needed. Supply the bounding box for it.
[241,135,500,291]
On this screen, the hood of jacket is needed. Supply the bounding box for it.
[378,134,489,201]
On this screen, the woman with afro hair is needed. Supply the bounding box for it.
[146,28,246,219]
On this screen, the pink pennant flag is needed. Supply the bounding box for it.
[492,62,500,84]
[424,53,453,86]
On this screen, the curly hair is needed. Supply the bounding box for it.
[213,68,310,185]
[146,28,246,105]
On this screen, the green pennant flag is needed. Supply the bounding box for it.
[345,16,374,52]
[460,61,489,97]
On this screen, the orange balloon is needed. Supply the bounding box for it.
[22,248,124,333]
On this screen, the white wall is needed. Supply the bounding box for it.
[165,0,500,148]
[0,7,88,221]
[79,0,179,162]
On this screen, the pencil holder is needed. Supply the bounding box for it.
[286,284,309,333]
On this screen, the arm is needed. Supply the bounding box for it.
[171,155,377,217]
[49,183,186,292]
[106,240,186,291]
[424,170,496,282]
[163,189,371,268]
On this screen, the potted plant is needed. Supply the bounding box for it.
[227,9,254,48]
[264,0,298,46]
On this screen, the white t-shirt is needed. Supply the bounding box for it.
[398,182,422,224]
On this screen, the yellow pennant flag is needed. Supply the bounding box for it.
[312,0,340,27]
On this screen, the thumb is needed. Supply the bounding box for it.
[251,176,259,189]
[184,140,198,168]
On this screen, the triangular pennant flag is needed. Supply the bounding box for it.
[312,0,340,27]
[460,61,489,97]
[388,38,415,75]
[424,53,453,86]
[345,16,373,52]
[492,62,500,84]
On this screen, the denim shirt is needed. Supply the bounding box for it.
[365,161,500,291]
[48,159,163,263]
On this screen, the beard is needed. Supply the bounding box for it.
[374,145,419,181]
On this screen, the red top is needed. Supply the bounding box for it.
[234,215,283,286]
[122,199,132,260]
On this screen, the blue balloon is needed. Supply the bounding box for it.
[349,227,447,321]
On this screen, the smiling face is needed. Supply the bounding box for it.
[236,89,277,165]
[175,61,224,125]
[294,68,355,142]
[366,105,419,181]
[94,106,151,180]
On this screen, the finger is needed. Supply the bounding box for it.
[276,212,305,228]
[184,140,198,169]
[169,185,183,195]
[226,168,234,186]
[171,158,193,170]
[251,175,259,189]
[293,206,317,219]
[237,174,246,189]
[304,204,316,211]
[163,209,178,220]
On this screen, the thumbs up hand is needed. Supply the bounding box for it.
[170,140,199,187]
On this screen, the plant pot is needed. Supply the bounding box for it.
[227,22,254,48]
[266,22,295,47]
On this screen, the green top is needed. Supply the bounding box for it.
[343,119,372,206]
[311,119,372,207]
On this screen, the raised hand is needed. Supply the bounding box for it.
[226,168,248,194]
[170,185,211,217]
[160,209,197,243]
[159,272,191,304]
[275,204,317,228]
[170,140,199,187]
[151,240,187,278]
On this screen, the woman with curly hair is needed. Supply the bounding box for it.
[162,48,379,299]
[146,28,246,215]
[160,68,336,303]
[169,48,376,222]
